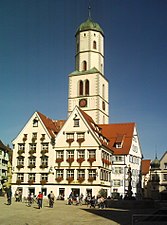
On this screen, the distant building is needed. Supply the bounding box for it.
[141,159,151,198]
[142,152,167,200]
[0,140,10,195]
[11,13,143,199]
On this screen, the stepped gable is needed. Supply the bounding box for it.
[79,108,113,152]
[141,159,151,175]
[37,112,66,138]
[99,123,135,155]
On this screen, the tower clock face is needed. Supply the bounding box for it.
[79,99,87,107]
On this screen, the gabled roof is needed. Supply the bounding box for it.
[79,108,113,151]
[99,123,135,155]
[0,140,7,151]
[37,112,66,138]
[141,159,151,175]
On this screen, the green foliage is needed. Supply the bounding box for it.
[98,188,107,198]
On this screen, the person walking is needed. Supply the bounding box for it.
[37,192,43,209]
[48,191,55,208]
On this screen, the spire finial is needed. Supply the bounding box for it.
[88,3,91,19]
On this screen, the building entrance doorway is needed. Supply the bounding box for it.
[72,188,80,197]
[28,187,35,195]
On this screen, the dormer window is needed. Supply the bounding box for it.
[114,135,125,148]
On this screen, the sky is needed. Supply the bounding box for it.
[0,0,167,160]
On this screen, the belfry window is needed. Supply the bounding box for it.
[93,41,97,49]
[82,61,87,71]
[85,80,89,95]
[79,80,83,96]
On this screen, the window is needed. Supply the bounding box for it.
[102,84,105,98]
[17,173,24,182]
[79,80,83,96]
[93,41,97,49]
[164,163,167,169]
[88,169,96,180]
[88,149,96,159]
[28,173,35,181]
[32,133,37,139]
[17,157,24,166]
[113,179,122,187]
[114,167,123,174]
[77,150,85,158]
[56,150,64,159]
[163,174,167,181]
[41,143,49,151]
[67,169,74,179]
[82,61,87,71]
[41,173,48,181]
[29,143,36,152]
[77,169,85,179]
[67,150,74,159]
[85,80,89,95]
[74,119,79,127]
[29,157,36,166]
[18,144,25,151]
[41,156,48,167]
[56,169,64,178]
[33,118,38,127]
[66,133,74,140]
[77,132,85,140]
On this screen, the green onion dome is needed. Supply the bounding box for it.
[76,18,104,36]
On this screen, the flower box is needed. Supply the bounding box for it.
[40,164,48,169]
[66,138,74,145]
[67,177,74,183]
[31,137,37,143]
[28,164,36,169]
[87,158,96,163]
[16,179,22,185]
[23,137,27,142]
[28,179,34,185]
[41,149,48,155]
[66,157,74,164]
[56,158,63,163]
[17,150,25,155]
[40,180,47,185]
[88,177,95,182]
[29,150,36,155]
[77,138,85,145]
[16,164,24,169]
[77,177,85,183]
[56,177,63,182]
[77,158,85,164]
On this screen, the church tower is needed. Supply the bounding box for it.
[68,11,109,124]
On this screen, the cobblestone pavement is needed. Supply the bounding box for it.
[0,197,157,225]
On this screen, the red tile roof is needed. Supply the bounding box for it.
[37,112,66,138]
[79,109,113,151]
[99,123,135,155]
[141,159,151,175]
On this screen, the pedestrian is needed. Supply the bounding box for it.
[37,192,43,209]
[6,187,12,205]
[48,191,55,208]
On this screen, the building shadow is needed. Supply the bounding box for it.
[81,208,133,225]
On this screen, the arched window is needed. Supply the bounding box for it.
[102,84,105,98]
[93,41,97,49]
[82,61,87,71]
[79,80,83,96]
[85,79,89,95]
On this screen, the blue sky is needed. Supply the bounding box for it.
[0,0,167,160]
